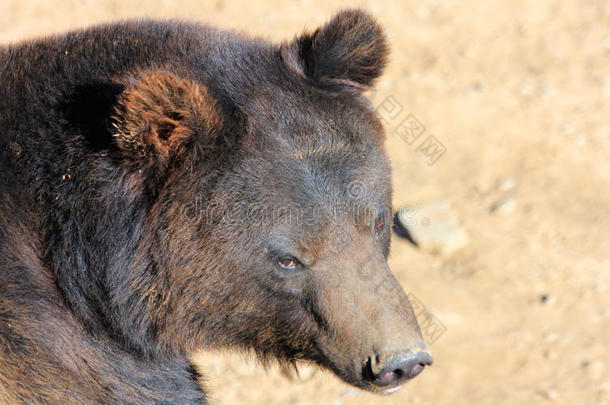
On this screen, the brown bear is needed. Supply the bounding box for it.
[0,9,432,404]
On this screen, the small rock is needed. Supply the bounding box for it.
[489,197,517,215]
[495,177,517,192]
[465,82,486,95]
[395,201,469,255]
[539,294,556,306]
[544,332,558,342]
[594,281,608,293]
[519,81,536,97]
[544,390,558,400]
[537,389,559,400]
[579,359,605,380]
[538,294,557,307]
[540,86,554,98]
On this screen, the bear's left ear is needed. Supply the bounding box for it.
[113,71,221,169]
[280,9,389,92]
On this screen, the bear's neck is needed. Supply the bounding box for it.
[41,159,181,358]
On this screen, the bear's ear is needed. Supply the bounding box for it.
[113,71,221,168]
[280,9,388,92]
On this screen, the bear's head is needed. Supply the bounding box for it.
[73,9,432,395]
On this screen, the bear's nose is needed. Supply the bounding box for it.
[370,351,433,387]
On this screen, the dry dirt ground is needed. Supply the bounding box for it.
[2,1,609,404]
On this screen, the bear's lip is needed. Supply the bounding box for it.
[382,385,403,394]
[368,382,404,395]
[357,380,407,395]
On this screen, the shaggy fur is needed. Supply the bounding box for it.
[0,10,427,404]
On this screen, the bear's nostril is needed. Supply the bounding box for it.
[407,363,425,379]
[376,369,398,386]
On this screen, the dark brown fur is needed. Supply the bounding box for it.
[0,10,429,404]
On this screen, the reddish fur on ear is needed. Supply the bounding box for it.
[113,71,221,166]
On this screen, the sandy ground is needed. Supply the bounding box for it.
[2,1,609,404]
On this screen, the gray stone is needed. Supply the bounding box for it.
[489,197,517,215]
[396,201,469,255]
[495,177,517,192]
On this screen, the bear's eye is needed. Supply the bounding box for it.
[278,256,302,270]
[374,216,385,234]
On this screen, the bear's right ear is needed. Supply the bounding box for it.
[280,9,389,92]
[113,71,221,170]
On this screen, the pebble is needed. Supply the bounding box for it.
[395,201,469,255]
[587,360,605,380]
[495,177,517,192]
[537,389,559,400]
[544,332,559,342]
[489,197,517,215]
[539,294,556,306]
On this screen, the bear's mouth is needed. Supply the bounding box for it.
[362,380,405,395]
